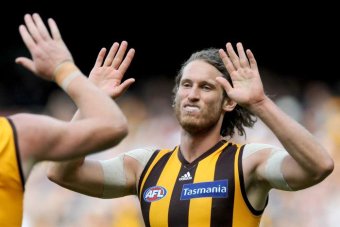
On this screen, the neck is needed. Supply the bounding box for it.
[179,126,222,163]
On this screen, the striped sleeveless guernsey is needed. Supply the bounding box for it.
[0,117,25,227]
[138,140,265,227]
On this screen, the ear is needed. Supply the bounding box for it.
[222,98,237,112]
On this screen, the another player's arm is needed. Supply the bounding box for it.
[10,62,127,163]
[13,13,128,165]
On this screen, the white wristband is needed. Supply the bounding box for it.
[265,151,292,191]
[60,71,82,92]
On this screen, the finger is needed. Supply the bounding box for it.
[15,57,35,73]
[118,48,135,75]
[112,41,128,69]
[24,14,42,43]
[246,49,258,71]
[116,78,135,96]
[32,13,51,41]
[236,42,249,68]
[18,25,36,51]
[226,42,241,69]
[94,48,107,67]
[216,76,233,94]
[103,42,119,66]
[47,18,62,40]
[219,49,236,73]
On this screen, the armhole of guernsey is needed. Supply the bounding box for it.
[233,145,268,226]
[137,148,173,200]
[3,117,25,190]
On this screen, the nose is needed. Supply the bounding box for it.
[187,87,200,101]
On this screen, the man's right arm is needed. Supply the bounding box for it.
[47,148,154,198]
[47,38,144,198]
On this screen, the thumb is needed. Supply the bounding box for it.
[15,57,36,73]
[118,78,135,93]
[114,78,135,98]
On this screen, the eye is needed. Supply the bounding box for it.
[202,85,212,91]
[181,82,191,88]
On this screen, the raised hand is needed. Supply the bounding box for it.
[89,41,135,99]
[216,42,265,109]
[15,13,73,81]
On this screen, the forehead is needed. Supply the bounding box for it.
[181,60,223,82]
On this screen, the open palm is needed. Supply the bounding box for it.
[89,41,135,99]
[216,42,265,109]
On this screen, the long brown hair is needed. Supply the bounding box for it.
[173,48,257,138]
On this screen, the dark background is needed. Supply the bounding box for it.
[0,2,337,108]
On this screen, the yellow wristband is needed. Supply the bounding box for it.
[53,61,79,85]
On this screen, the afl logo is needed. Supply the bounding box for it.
[143,186,167,202]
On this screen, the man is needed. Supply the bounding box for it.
[48,42,334,226]
[0,13,133,227]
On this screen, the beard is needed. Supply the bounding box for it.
[174,98,223,135]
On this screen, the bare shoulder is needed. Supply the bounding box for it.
[8,113,50,157]
[9,113,38,125]
[9,113,61,131]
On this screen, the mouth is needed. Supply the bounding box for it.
[183,104,200,113]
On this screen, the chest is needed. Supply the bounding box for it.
[139,146,240,226]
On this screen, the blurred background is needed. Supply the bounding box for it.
[1,2,339,227]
